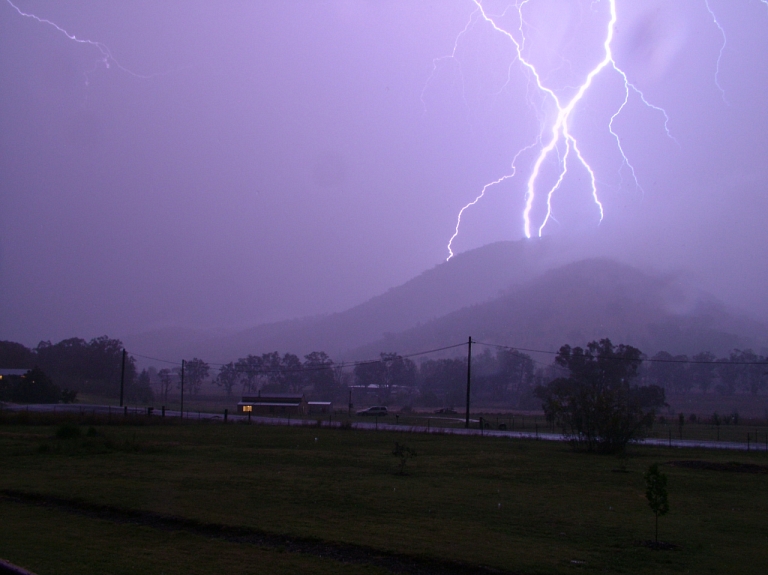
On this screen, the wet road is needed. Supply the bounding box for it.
[3,402,765,452]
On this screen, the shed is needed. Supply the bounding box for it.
[238,393,307,415]
[308,401,332,414]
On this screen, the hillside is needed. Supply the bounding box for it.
[125,239,560,362]
[124,246,768,366]
[350,259,768,359]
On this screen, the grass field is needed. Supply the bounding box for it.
[1,416,767,574]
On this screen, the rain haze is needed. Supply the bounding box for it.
[2,0,768,353]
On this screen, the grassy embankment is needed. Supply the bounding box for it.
[1,414,767,574]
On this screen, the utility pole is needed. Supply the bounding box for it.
[465,336,472,429]
[180,359,185,420]
[119,349,126,407]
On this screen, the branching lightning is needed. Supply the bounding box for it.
[5,0,166,82]
[440,0,677,260]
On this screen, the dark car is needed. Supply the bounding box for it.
[356,406,388,416]
[434,408,458,415]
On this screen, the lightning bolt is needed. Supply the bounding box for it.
[439,0,675,260]
[704,0,729,104]
[446,141,538,259]
[5,0,169,82]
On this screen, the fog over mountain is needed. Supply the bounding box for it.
[123,241,768,365]
[351,257,768,361]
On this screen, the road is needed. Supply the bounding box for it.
[2,402,766,452]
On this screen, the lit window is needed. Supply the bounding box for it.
[242,405,252,412]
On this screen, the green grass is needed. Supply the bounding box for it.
[1,420,767,574]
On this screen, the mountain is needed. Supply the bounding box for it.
[350,258,768,360]
[125,239,562,363]
[123,243,768,366]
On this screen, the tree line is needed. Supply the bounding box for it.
[148,347,540,409]
[642,349,768,395]
[0,337,152,403]
[2,336,766,408]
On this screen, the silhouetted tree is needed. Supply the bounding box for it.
[183,358,209,396]
[216,362,240,397]
[0,340,34,368]
[729,349,766,395]
[235,355,262,393]
[418,358,466,407]
[128,369,154,404]
[303,351,335,398]
[535,339,666,453]
[34,336,134,397]
[13,368,62,404]
[690,351,716,393]
[649,351,690,393]
[354,359,387,390]
[157,368,174,404]
[281,353,304,393]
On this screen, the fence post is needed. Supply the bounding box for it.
[162,406,165,418]
[224,408,228,423]
[124,406,128,417]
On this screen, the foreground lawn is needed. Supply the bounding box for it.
[1,420,767,574]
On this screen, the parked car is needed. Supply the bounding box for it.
[356,406,388,416]
[434,407,458,415]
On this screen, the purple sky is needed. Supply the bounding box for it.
[1,0,768,346]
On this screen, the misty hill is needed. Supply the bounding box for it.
[124,244,768,366]
[126,239,561,362]
[351,258,768,360]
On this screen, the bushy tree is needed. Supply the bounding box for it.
[354,359,387,390]
[183,358,209,396]
[690,351,716,393]
[535,339,666,453]
[235,355,262,393]
[34,336,135,397]
[304,351,336,398]
[648,351,690,393]
[215,362,240,397]
[13,368,62,404]
[157,368,175,403]
[0,340,34,368]
[418,358,466,407]
[128,369,154,404]
[354,353,416,402]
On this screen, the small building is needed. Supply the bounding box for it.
[308,401,332,414]
[0,369,28,379]
[238,393,308,415]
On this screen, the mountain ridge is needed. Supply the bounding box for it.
[122,244,768,366]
